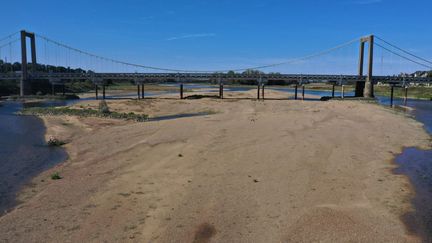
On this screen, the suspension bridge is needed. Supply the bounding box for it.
[0,30,431,98]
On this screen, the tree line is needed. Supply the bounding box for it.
[0,60,88,74]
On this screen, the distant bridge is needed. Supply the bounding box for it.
[0,30,431,98]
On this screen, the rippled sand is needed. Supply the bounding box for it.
[0,89,430,242]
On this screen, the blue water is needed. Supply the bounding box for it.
[270,86,355,99]
[0,101,69,215]
[386,97,432,241]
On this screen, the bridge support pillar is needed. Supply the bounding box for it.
[95,85,99,100]
[294,84,298,100]
[257,84,261,100]
[262,84,265,100]
[341,85,345,99]
[180,84,184,99]
[137,85,140,99]
[364,35,374,98]
[390,84,395,107]
[102,85,106,100]
[219,83,224,99]
[141,84,144,99]
[355,82,365,97]
[355,41,365,97]
[356,35,374,98]
[20,30,37,96]
[332,84,335,98]
[302,85,305,100]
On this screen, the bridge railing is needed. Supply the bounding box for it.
[1,72,431,85]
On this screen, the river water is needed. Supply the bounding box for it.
[0,85,431,240]
[384,97,432,241]
[0,101,68,215]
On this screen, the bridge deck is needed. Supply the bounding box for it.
[0,72,431,85]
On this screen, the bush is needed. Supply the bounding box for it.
[0,80,19,96]
[51,172,62,180]
[98,100,110,114]
[65,80,94,93]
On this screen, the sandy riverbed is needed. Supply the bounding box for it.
[0,89,430,242]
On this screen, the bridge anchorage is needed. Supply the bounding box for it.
[1,30,431,99]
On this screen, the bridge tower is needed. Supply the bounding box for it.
[355,35,374,98]
[20,30,37,96]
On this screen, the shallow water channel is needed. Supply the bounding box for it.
[0,101,69,215]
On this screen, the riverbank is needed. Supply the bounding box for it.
[296,83,432,100]
[0,89,430,242]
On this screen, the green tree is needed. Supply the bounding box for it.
[242,69,264,76]
[227,70,236,76]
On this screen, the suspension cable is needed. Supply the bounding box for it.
[229,38,359,72]
[36,32,360,73]
[36,33,204,73]
[375,42,432,69]
[375,36,432,66]
[0,38,20,49]
[0,32,19,43]
[5,31,432,73]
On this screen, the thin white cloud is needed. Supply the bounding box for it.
[165,33,216,41]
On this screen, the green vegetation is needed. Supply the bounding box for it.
[0,60,87,74]
[8,94,80,100]
[303,84,355,91]
[184,94,220,99]
[19,106,149,122]
[65,80,94,93]
[98,100,110,114]
[374,86,432,100]
[104,82,135,90]
[50,172,62,180]
[0,60,94,96]
[0,80,19,96]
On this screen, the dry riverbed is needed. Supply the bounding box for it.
[0,89,430,242]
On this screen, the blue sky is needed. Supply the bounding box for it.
[1,0,431,74]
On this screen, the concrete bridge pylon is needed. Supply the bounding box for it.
[20,30,37,96]
[355,35,374,98]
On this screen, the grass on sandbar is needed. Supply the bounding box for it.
[50,172,62,180]
[19,106,149,122]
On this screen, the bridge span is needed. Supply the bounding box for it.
[0,30,431,98]
[1,72,431,85]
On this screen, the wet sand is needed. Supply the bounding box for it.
[0,89,430,242]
